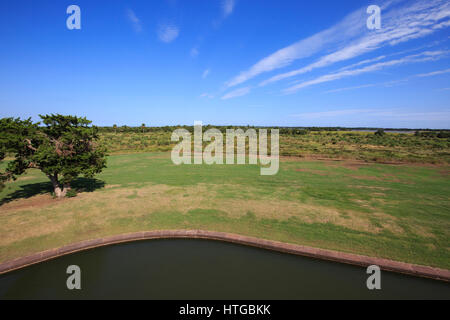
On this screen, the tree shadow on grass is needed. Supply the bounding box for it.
[71,177,106,193]
[0,177,105,206]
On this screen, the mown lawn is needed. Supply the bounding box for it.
[0,152,449,269]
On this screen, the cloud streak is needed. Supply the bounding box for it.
[222,0,235,17]
[415,68,450,77]
[221,87,251,100]
[225,7,366,88]
[325,65,450,94]
[325,80,408,93]
[200,93,215,99]
[157,23,179,43]
[292,108,450,122]
[190,47,199,58]
[261,0,450,87]
[202,69,211,79]
[226,0,450,89]
[292,109,374,119]
[127,9,142,33]
[283,50,446,93]
[324,84,377,94]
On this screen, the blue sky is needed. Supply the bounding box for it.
[0,0,449,128]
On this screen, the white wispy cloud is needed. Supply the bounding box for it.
[190,47,199,58]
[213,0,237,28]
[371,111,450,122]
[202,69,211,79]
[291,109,374,119]
[200,93,215,98]
[225,7,366,88]
[337,55,387,72]
[325,65,450,94]
[221,86,251,100]
[283,50,446,93]
[415,68,450,77]
[261,0,450,87]
[292,109,450,122]
[325,78,409,93]
[127,9,142,33]
[157,23,179,43]
[226,0,450,89]
[325,84,377,94]
[222,0,235,17]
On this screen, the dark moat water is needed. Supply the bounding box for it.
[0,239,449,299]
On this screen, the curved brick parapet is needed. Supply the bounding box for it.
[0,230,449,281]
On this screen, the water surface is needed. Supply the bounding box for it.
[0,239,448,299]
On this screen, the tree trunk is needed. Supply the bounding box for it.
[48,174,69,199]
[63,183,71,196]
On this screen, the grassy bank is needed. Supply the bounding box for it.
[98,130,450,164]
[1,152,449,269]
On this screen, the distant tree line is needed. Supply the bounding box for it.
[415,131,450,138]
[98,125,449,136]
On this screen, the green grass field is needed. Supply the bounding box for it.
[98,130,450,164]
[1,152,449,269]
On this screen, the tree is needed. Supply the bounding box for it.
[0,149,4,192]
[0,117,38,192]
[141,123,145,133]
[4,114,107,198]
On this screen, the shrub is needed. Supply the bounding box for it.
[66,189,77,198]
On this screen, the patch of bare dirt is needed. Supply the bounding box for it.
[439,170,449,177]
[294,169,329,176]
[339,162,370,170]
[281,154,449,167]
[348,174,406,183]
[349,185,391,191]
[348,175,384,181]
[104,184,122,189]
[0,194,58,212]
[15,176,37,182]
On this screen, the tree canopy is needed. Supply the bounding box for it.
[0,114,107,198]
[0,117,38,191]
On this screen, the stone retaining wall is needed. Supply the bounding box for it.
[0,230,449,281]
